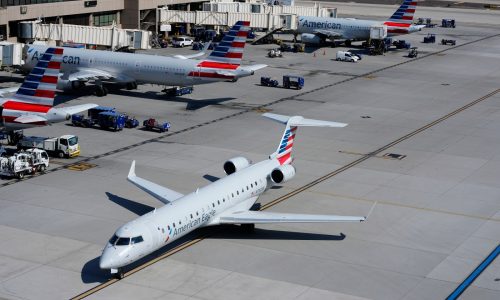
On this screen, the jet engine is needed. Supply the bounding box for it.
[270,164,296,184]
[301,33,322,44]
[223,156,251,175]
[57,79,85,91]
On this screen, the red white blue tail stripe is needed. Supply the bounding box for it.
[386,0,417,24]
[206,21,250,65]
[14,47,63,106]
[276,126,297,165]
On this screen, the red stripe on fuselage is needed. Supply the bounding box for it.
[384,22,412,27]
[54,48,64,55]
[197,61,240,69]
[3,101,52,113]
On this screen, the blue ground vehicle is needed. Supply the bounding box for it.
[125,116,139,128]
[72,106,128,131]
[261,77,279,87]
[283,75,304,90]
[98,111,126,131]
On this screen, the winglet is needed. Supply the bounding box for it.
[128,160,136,179]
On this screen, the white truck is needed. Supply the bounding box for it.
[0,149,49,179]
[336,51,361,62]
[17,135,80,158]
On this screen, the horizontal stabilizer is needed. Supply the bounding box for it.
[218,211,366,224]
[262,113,348,128]
[55,103,98,115]
[14,114,48,124]
[127,160,184,205]
[174,42,211,59]
[242,64,267,72]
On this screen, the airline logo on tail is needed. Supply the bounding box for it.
[189,21,250,80]
[14,47,63,106]
[384,0,418,35]
[276,126,297,165]
[3,47,63,126]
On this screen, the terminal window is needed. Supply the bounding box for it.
[93,13,117,27]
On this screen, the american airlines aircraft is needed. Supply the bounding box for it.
[1,47,96,143]
[298,0,424,46]
[99,113,372,278]
[23,21,266,97]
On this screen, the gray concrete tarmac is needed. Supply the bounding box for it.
[0,9,499,300]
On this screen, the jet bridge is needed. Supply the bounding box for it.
[159,2,336,31]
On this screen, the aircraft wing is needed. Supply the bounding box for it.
[14,114,48,124]
[55,103,99,115]
[241,64,267,72]
[218,211,366,224]
[0,86,20,96]
[68,68,116,81]
[313,29,343,40]
[127,160,184,205]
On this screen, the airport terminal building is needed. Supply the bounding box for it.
[0,0,203,41]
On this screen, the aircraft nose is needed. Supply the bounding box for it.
[99,247,116,270]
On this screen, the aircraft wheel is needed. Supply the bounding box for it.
[114,269,124,279]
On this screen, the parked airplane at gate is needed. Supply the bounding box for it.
[298,0,424,45]
[23,21,266,97]
[0,47,96,143]
[100,113,372,278]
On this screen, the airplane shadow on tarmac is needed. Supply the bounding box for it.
[80,193,347,283]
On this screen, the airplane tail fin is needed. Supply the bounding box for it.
[387,0,418,24]
[13,47,63,107]
[263,113,347,165]
[205,21,250,66]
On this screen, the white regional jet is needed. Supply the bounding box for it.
[299,0,424,46]
[100,113,370,278]
[23,21,266,97]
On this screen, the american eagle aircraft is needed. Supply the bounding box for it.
[23,21,266,97]
[298,0,425,46]
[0,47,96,143]
[100,113,371,278]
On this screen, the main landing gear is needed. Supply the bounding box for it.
[95,85,108,97]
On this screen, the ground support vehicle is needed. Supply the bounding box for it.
[268,49,282,58]
[283,75,304,90]
[260,77,279,87]
[162,86,194,97]
[72,106,114,128]
[18,135,80,158]
[0,149,49,179]
[143,118,171,132]
[125,116,139,128]
[98,111,126,131]
[336,51,361,62]
[393,40,411,49]
[172,37,194,47]
[441,39,456,46]
[423,34,436,43]
[408,47,418,58]
[442,19,456,28]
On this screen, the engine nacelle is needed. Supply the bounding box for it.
[223,156,251,175]
[57,79,85,91]
[301,33,322,44]
[270,164,296,184]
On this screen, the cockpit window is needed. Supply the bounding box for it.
[115,237,131,246]
[109,234,118,245]
[131,236,144,244]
